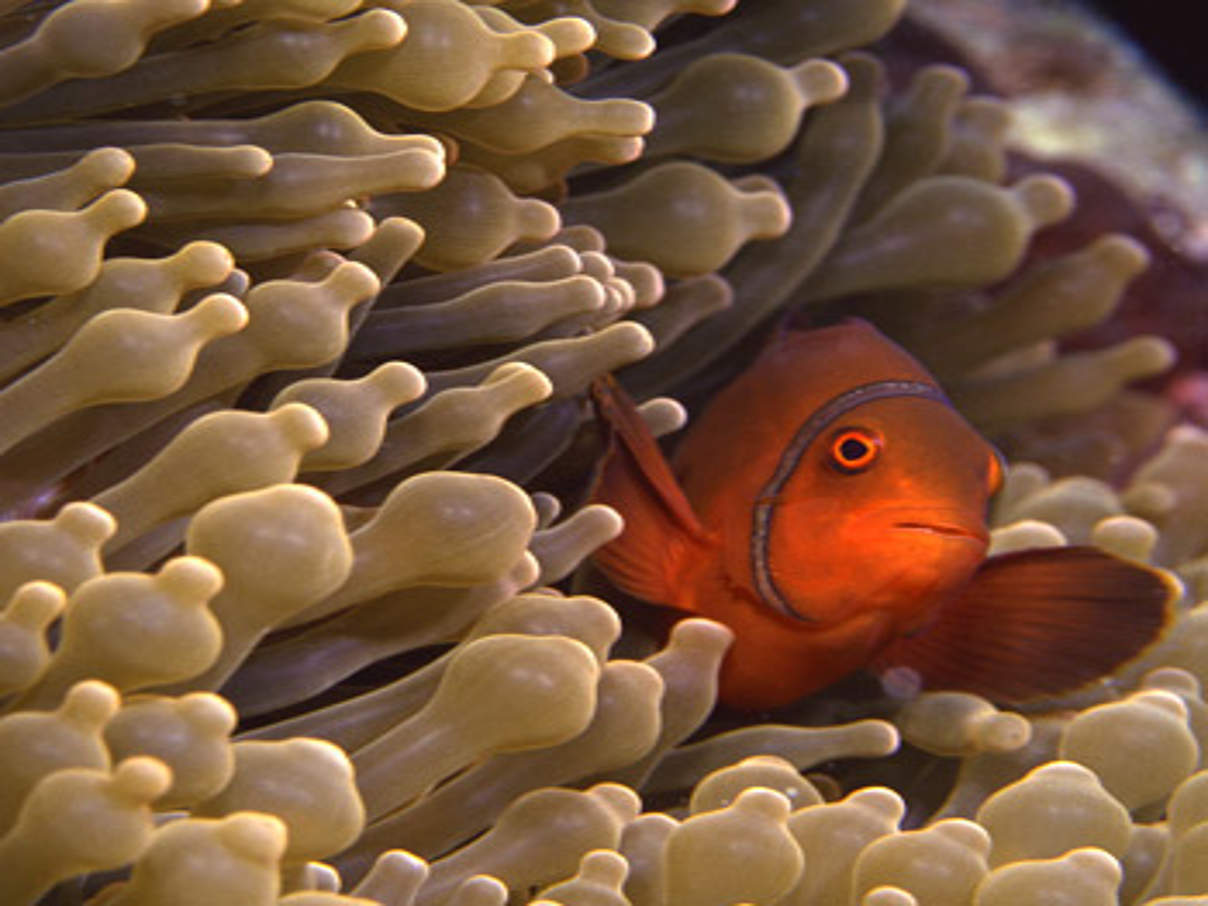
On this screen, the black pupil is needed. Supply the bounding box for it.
[839,437,868,462]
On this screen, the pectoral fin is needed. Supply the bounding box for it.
[588,376,713,608]
[873,546,1178,703]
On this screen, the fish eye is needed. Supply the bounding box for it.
[829,427,881,473]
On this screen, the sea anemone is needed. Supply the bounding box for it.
[1,1,1206,904]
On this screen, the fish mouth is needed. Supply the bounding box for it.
[894,521,988,544]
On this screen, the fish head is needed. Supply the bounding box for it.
[750,393,1002,630]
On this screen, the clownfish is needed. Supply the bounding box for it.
[589,319,1176,710]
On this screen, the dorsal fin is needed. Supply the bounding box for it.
[588,376,712,607]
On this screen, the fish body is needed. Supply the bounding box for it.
[590,320,1175,710]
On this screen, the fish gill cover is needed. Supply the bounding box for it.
[0,0,1206,904]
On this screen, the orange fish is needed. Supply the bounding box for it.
[589,319,1176,710]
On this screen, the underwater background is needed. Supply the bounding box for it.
[1,0,1208,903]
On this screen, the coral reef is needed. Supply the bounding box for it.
[0,0,1205,904]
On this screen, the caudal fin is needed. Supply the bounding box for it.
[588,376,713,607]
[873,546,1178,703]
